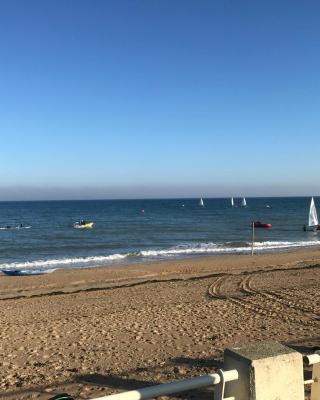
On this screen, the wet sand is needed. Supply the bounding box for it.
[0,248,319,399]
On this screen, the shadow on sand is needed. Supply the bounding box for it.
[0,355,223,400]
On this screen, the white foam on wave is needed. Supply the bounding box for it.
[0,253,129,271]
[1,239,320,272]
[140,240,320,257]
[253,240,320,249]
[25,268,56,274]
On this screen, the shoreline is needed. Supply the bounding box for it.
[1,246,320,300]
[2,238,320,273]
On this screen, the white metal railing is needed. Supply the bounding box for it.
[46,349,319,400]
[88,369,239,400]
[304,351,320,400]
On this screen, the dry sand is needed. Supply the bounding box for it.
[0,249,319,399]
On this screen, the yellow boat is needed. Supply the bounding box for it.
[73,221,94,229]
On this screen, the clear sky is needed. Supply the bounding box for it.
[0,0,319,200]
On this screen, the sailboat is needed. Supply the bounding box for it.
[199,198,204,207]
[231,197,234,207]
[241,197,247,207]
[304,197,319,231]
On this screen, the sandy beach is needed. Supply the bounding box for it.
[0,248,319,399]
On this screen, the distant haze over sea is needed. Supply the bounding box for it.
[0,184,319,201]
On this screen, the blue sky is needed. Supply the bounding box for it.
[0,0,319,199]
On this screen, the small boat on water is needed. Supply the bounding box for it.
[303,197,320,231]
[1,270,45,276]
[73,220,94,229]
[0,224,31,230]
[241,197,247,207]
[1,270,26,276]
[253,221,272,228]
[231,197,234,207]
[199,198,204,207]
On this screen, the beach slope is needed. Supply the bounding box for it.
[0,249,319,399]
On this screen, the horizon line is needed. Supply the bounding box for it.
[0,195,318,202]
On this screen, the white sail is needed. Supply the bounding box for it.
[308,197,318,227]
[231,197,234,207]
[199,198,204,207]
[241,197,247,207]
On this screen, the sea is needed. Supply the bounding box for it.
[0,197,319,275]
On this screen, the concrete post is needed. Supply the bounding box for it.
[223,341,304,400]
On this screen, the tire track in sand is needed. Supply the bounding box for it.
[239,273,319,320]
[208,273,319,327]
[207,275,230,299]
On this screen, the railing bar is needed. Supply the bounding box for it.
[89,375,220,400]
[304,354,320,366]
[89,369,238,400]
[304,379,315,385]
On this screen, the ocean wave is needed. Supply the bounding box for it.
[139,240,320,257]
[1,239,320,273]
[0,253,130,272]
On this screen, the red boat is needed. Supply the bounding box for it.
[253,221,272,228]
